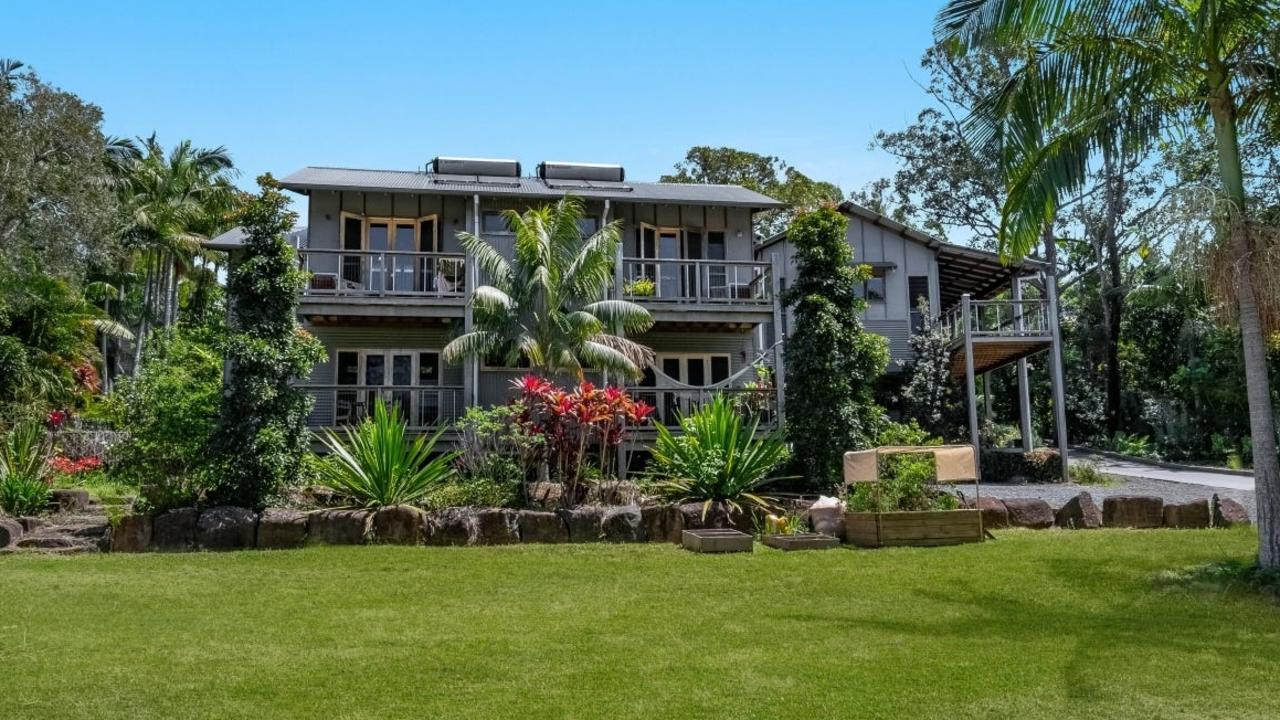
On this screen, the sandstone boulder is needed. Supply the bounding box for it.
[1003,498,1054,529]
[1163,499,1211,529]
[109,514,152,552]
[1102,495,1164,528]
[526,482,564,508]
[197,506,258,550]
[425,508,479,546]
[49,488,90,512]
[475,508,520,545]
[1212,494,1250,527]
[1055,492,1103,530]
[807,506,846,540]
[309,509,371,545]
[152,507,199,551]
[0,515,22,548]
[601,504,644,542]
[256,508,309,549]
[557,506,604,542]
[640,504,668,543]
[963,496,1010,530]
[517,510,567,543]
[589,480,643,505]
[372,505,425,545]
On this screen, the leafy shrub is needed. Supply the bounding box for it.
[1069,461,1117,486]
[454,403,542,496]
[0,472,50,515]
[651,394,789,515]
[421,477,520,510]
[1101,432,1156,458]
[980,420,1022,449]
[108,329,221,500]
[623,277,656,296]
[980,447,1063,483]
[318,399,460,508]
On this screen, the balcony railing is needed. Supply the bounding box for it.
[621,258,772,304]
[299,250,466,298]
[627,386,778,428]
[942,298,1050,346]
[304,385,466,430]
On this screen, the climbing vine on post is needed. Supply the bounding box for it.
[782,207,888,490]
[208,175,324,508]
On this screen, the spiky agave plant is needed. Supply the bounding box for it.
[318,399,459,508]
[651,394,791,517]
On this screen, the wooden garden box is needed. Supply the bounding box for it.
[762,533,841,551]
[844,509,983,548]
[842,444,985,549]
[682,529,753,553]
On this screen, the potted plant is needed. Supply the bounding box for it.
[842,445,983,548]
[624,277,656,297]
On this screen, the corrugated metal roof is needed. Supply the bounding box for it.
[205,226,307,251]
[279,166,786,209]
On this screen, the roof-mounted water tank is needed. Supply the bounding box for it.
[537,161,625,183]
[429,156,521,177]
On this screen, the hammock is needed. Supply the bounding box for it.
[632,341,782,391]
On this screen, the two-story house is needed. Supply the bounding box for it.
[210,156,788,441]
[757,200,1069,479]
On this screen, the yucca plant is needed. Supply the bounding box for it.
[0,472,51,516]
[651,394,791,517]
[318,399,460,508]
[0,421,51,482]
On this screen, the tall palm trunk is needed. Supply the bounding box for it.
[1208,78,1280,569]
[132,249,155,376]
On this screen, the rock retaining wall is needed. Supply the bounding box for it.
[99,493,1250,554]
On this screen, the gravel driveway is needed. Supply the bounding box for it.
[977,477,1256,520]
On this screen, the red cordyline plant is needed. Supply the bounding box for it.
[512,375,654,502]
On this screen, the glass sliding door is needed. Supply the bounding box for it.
[367,221,390,292]
[417,351,441,426]
[391,222,417,293]
[334,350,360,425]
[657,229,681,299]
[341,215,364,290]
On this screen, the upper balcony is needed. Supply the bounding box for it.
[942,296,1052,378]
[297,249,467,320]
[619,257,775,325]
[292,249,777,326]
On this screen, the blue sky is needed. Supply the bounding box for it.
[4,0,942,203]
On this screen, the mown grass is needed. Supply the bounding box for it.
[1,528,1277,719]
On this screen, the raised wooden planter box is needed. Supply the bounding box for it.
[762,533,841,551]
[681,529,753,553]
[844,509,983,548]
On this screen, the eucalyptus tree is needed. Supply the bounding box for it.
[936,0,1280,567]
[443,196,654,379]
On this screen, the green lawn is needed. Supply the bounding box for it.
[2,528,1277,719]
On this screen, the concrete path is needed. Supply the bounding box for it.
[1071,450,1255,492]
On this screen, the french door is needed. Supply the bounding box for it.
[642,354,732,424]
[333,349,441,427]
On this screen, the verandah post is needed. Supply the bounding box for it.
[962,293,980,478]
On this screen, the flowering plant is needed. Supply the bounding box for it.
[46,409,69,430]
[49,455,103,475]
[511,375,654,502]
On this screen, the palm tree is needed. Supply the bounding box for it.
[443,196,654,378]
[935,0,1280,567]
[116,135,236,370]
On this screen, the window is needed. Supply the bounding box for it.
[482,211,510,234]
[482,351,532,370]
[332,349,445,427]
[859,267,887,303]
[908,275,930,332]
[577,216,599,237]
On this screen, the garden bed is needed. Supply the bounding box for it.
[844,508,983,548]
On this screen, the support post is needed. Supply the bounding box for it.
[1012,275,1033,451]
[1046,272,1070,481]
[601,199,612,389]
[769,252,786,424]
[962,294,981,477]
[982,372,993,420]
[465,194,480,406]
